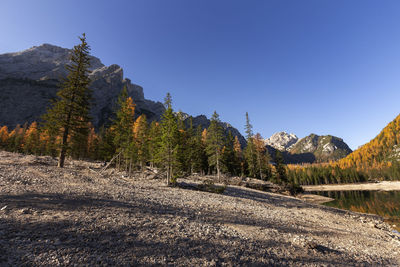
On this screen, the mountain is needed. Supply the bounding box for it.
[0,43,165,129]
[264,132,352,164]
[188,114,246,146]
[339,114,400,168]
[264,132,298,151]
[0,44,246,143]
[289,134,352,162]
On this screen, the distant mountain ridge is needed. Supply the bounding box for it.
[265,131,352,164]
[0,43,246,143]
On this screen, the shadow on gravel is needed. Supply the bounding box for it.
[0,216,359,266]
[0,192,382,266]
[0,191,340,237]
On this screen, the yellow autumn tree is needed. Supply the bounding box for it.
[24,122,40,154]
[0,126,9,148]
[339,113,400,169]
[132,114,149,170]
[87,123,98,158]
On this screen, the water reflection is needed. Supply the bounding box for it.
[310,190,400,231]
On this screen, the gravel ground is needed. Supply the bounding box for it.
[0,151,399,266]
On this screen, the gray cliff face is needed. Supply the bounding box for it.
[0,43,164,128]
[188,115,246,147]
[0,44,245,144]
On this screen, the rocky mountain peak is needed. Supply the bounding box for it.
[0,43,104,81]
[264,131,299,151]
[289,134,352,162]
[0,43,163,128]
[0,43,246,146]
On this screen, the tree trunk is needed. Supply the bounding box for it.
[216,149,220,183]
[129,158,132,177]
[117,153,121,171]
[58,125,70,168]
[166,165,170,186]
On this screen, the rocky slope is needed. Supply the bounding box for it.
[189,114,246,146]
[0,150,399,266]
[0,44,165,129]
[0,44,246,143]
[265,132,352,164]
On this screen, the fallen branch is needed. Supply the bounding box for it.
[100,151,122,173]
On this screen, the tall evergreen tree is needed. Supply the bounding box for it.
[221,131,237,176]
[97,126,115,161]
[244,112,257,177]
[111,86,135,153]
[148,121,161,168]
[175,111,189,176]
[158,93,179,185]
[275,150,288,184]
[42,34,92,167]
[206,111,225,181]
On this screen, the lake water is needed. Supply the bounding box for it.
[310,190,400,231]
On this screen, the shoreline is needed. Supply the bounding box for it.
[303,181,400,192]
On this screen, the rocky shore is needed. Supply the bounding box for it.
[1,151,399,266]
[304,181,400,192]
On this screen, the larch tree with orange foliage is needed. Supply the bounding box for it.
[132,114,149,170]
[253,133,271,180]
[233,135,244,176]
[0,126,9,148]
[24,122,40,155]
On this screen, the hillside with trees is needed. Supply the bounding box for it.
[338,114,400,169]
[286,114,400,185]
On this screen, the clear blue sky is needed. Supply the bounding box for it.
[1,0,400,150]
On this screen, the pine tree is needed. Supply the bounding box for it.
[175,111,189,176]
[221,131,237,176]
[148,121,161,168]
[111,86,135,154]
[192,125,208,175]
[275,150,288,184]
[206,111,225,181]
[97,126,115,161]
[244,112,257,177]
[42,34,92,167]
[158,93,179,185]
